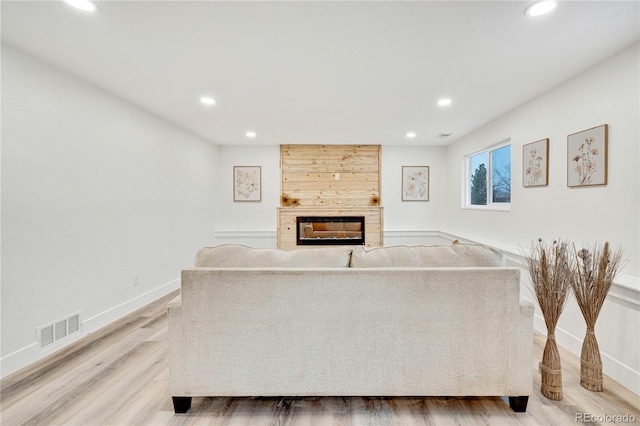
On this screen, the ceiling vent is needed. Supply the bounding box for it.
[435,133,453,139]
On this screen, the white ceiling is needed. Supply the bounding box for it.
[2,1,639,146]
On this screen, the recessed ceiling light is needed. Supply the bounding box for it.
[437,98,452,107]
[406,132,417,138]
[246,131,257,138]
[64,0,97,12]
[525,1,557,17]
[199,96,216,106]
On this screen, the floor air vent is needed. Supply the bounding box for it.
[38,313,80,349]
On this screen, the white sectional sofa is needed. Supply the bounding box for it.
[168,244,534,413]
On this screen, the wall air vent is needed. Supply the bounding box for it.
[435,133,453,138]
[37,313,81,349]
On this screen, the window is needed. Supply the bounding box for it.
[464,141,511,210]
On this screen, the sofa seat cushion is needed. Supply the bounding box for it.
[349,243,506,267]
[195,244,352,268]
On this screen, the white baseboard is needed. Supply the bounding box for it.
[0,342,45,379]
[82,278,180,335]
[533,313,640,396]
[6,230,635,397]
[0,278,180,379]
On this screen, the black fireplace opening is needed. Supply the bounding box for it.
[296,216,365,246]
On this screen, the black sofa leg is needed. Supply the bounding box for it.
[508,396,529,412]
[172,396,192,413]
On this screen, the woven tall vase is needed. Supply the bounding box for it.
[524,239,573,401]
[572,242,623,393]
[540,332,563,400]
[580,328,603,391]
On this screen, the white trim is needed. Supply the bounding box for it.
[0,342,43,379]
[441,229,639,304]
[3,230,637,394]
[461,205,511,212]
[444,229,639,396]
[213,230,277,248]
[383,230,451,247]
[533,313,640,395]
[0,278,180,379]
[211,228,639,302]
[213,230,276,239]
[82,278,180,335]
[383,230,442,238]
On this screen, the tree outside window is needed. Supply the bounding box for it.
[492,145,511,203]
[465,142,511,209]
[471,163,487,205]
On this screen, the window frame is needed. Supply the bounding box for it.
[462,138,511,211]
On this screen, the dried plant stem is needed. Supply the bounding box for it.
[572,242,624,392]
[524,239,573,401]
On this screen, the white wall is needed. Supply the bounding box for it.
[381,145,446,232]
[213,145,280,247]
[1,45,219,377]
[443,43,639,276]
[4,36,637,394]
[442,43,640,394]
[216,145,281,232]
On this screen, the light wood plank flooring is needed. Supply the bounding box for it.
[2,291,638,425]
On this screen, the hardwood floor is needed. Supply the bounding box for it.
[2,291,638,425]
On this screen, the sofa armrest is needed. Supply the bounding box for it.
[515,298,534,395]
[168,294,186,395]
[167,294,182,313]
[520,299,535,316]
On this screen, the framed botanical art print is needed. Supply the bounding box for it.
[523,138,549,187]
[402,166,429,201]
[233,166,261,201]
[567,124,608,187]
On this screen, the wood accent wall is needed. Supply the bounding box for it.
[278,145,383,249]
[280,145,381,207]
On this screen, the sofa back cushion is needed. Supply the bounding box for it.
[349,244,506,267]
[195,244,352,268]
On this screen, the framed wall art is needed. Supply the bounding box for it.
[523,138,549,187]
[233,166,262,201]
[402,166,429,201]
[567,124,608,187]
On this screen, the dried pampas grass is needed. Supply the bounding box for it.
[524,238,573,400]
[572,242,624,392]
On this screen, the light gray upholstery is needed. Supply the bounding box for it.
[350,243,506,267]
[195,244,352,268]
[169,244,533,402]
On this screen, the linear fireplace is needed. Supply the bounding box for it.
[296,216,365,246]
